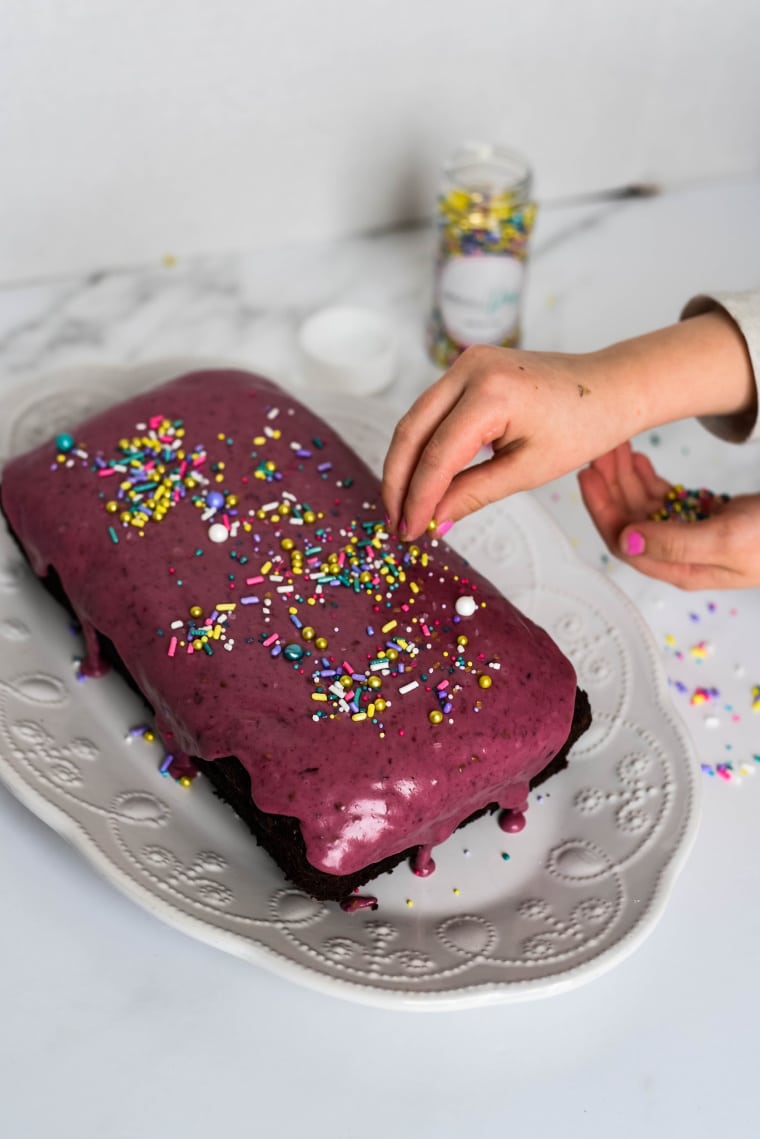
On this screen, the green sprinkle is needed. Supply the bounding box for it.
[108,526,119,544]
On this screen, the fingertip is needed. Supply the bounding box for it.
[620,528,645,556]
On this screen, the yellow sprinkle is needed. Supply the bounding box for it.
[311,693,328,702]
[261,561,273,574]
[410,581,420,594]
[367,703,376,718]
[351,712,367,722]
[453,888,460,896]
[381,619,398,633]
[216,603,236,611]
[253,436,266,445]
[406,899,414,907]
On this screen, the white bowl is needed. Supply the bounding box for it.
[298,306,398,395]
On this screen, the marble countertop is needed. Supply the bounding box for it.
[1,175,759,1138]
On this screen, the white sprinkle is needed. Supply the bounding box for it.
[170,620,184,629]
[455,595,478,618]
[262,500,279,512]
[267,407,279,420]
[264,425,277,437]
[277,585,294,593]
[399,681,419,695]
[488,661,501,670]
[208,523,229,543]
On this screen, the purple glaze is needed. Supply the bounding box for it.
[1,370,578,878]
[411,845,436,877]
[339,895,379,913]
[498,809,527,834]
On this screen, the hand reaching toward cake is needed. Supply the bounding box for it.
[383,297,759,590]
[579,443,760,590]
[382,344,629,541]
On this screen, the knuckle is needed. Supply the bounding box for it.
[459,486,494,515]
[391,413,415,448]
[419,432,448,473]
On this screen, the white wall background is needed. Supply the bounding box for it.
[2,0,759,283]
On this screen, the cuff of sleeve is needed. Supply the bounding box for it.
[681,291,760,443]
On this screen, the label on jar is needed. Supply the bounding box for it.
[438,254,524,346]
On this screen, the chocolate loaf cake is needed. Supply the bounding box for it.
[1,370,591,903]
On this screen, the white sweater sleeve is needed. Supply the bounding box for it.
[681,289,760,443]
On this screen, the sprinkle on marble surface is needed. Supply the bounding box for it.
[689,686,720,706]
[689,640,711,661]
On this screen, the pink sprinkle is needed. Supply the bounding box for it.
[246,576,264,585]
[149,414,163,429]
[421,624,430,636]
[262,633,279,647]
[222,514,231,529]
[97,468,116,477]
[401,604,410,612]
[436,680,449,690]
[343,660,354,674]
[167,636,177,658]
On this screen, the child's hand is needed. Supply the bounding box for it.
[578,443,760,589]
[382,345,625,540]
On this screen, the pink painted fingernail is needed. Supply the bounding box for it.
[624,530,645,556]
[436,519,454,538]
[400,517,408,537]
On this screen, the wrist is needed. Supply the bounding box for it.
[586,310,757,435]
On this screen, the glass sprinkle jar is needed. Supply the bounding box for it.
[427,142,537,368]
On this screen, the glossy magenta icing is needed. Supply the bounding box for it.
[1,370,578,878]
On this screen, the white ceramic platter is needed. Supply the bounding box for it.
[0,361,700,1009]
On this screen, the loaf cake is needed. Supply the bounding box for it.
[0,370,591,903]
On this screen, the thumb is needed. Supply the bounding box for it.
[619,518,726,565]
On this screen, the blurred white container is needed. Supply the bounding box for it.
[298,306,398,395]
